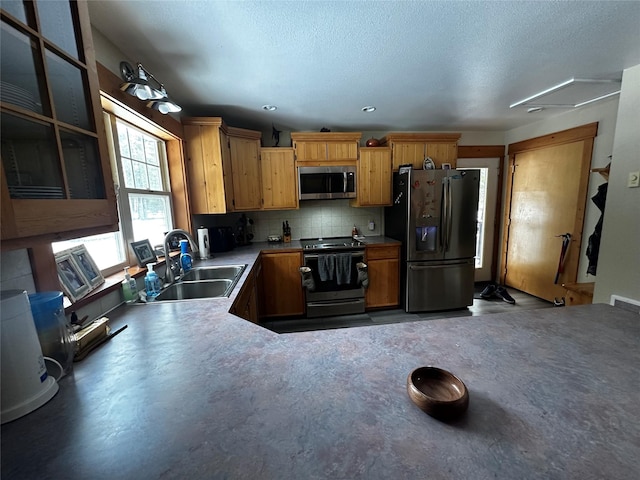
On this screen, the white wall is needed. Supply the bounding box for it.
[593,64,640,304]
[503,96,620,284]
[0,249,35,294]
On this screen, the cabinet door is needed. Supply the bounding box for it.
[327,142,358,161]
[425,143,458,168]
[261,251,304,317]
[391,143,426,170]
[0,0,117,244]
[365,245,400,308]
[230,268,258,323]
[294,142,327,162]
[354,148,392,207]
[219,130,235,212]
[260,148,298,210]
[183,123,227,214]
[229,136,262,210]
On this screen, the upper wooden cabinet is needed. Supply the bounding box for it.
[260,147,298,210]
[291,132,361,165]
[182,118,262,214]
[380,133,461,170]
[227,127,262,211]
[351,147,392,207]
[0,0,118,247]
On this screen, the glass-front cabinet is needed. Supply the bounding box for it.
[1,0,117,246]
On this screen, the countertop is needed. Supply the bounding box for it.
[1,241,639,479]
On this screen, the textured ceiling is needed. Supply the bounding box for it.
[88,0,640,134]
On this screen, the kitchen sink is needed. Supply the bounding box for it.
[153,264,247,302]
[155,279,234,301]
[180,265,246,282]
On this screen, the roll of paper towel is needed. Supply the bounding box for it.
[197,226,210,259]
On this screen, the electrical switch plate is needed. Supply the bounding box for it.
[628,171,640,188]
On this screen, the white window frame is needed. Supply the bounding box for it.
[105,113,174,263]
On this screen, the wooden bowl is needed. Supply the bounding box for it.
[407,366,469,420]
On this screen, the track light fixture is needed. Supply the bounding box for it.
[119,61,181,114]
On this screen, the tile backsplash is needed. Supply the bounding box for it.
[193,200,384,242]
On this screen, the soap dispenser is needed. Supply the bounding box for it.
[144,263,162,301]
[122,267,138,303]
[179,239,193,274]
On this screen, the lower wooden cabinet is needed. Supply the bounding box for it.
[230,264,259,323]
[260,251,305,318]
[365,244,400,309]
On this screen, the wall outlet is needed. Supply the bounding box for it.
[628,171,640,188]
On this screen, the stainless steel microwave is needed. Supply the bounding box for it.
[298,166,357,200]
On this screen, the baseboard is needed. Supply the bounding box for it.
[610,295,640,314]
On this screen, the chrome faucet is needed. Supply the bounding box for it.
[163,229,199,284]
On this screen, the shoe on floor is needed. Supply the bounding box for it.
[480,283,497,299]
[495,286,516,304]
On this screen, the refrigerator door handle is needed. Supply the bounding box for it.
[409,263,469,270]
[442,176,452,251]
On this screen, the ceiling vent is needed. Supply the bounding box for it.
[510,78,621,109]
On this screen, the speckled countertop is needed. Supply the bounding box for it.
[1,240,639,480]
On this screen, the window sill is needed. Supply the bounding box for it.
[63,253,179,314]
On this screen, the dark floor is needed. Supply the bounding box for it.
[262,283,554,334]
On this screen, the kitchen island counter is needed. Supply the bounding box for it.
[1,277,639,478]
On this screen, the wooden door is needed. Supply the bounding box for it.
[260,148,298,210]
[229,136,262,210]
[261,251,304,317]
[353,148,392,206]
[502,124,596,302]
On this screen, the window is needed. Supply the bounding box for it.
[53,114,173,275]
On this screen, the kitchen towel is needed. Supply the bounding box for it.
[318,255,335,282]
[336,253,352,285]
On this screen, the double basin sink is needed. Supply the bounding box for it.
[154,264,246,302]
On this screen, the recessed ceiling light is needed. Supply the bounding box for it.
[362,106,376,112]
[262,105,277,111]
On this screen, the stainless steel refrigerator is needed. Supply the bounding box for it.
[384,168,480,312]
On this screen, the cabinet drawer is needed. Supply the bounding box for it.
[366,245,400,260]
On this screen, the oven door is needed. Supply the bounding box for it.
[303,250,365,317]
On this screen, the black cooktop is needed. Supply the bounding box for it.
[300,237,366,250]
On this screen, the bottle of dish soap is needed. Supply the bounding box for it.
[122,266,138,303]
[179,239,193,274]
[144,263,162,301]
[352,225,358,238]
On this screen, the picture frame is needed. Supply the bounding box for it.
[70,245,104,289]
[442,163,452,170]
[131,239,157,268]
[55,253,90,302]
